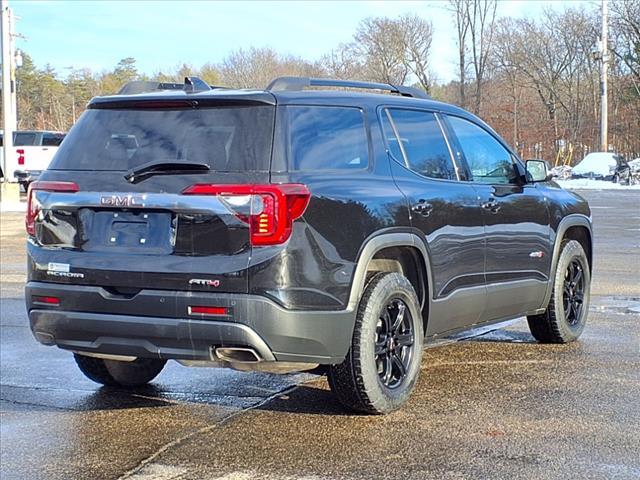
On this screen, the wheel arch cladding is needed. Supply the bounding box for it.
[563,225,592,272]
[542,214,593,309]
[348,233,432,333]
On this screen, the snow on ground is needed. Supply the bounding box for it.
[556,179,640,190]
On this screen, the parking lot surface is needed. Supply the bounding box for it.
[1,190,639,480]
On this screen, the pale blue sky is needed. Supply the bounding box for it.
[12,0,594,83]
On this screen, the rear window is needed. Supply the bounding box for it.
[49,105,275,171]
[285,106,369,171]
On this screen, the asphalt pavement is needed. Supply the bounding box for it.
[1,189,638,480]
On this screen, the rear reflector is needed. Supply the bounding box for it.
[188,306,228,316]
[26,181,80,236]
[182,184,310,246]
[33,296,60,306]
[17,149,25,165]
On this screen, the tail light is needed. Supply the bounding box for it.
[26,181,79,236]
[17,149,25,165]
[182,184,310,246]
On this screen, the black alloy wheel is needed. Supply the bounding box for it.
[375,298,415,389]
[563,259,585,326]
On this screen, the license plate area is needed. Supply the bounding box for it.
[81,209,174,254]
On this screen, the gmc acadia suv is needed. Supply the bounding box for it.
[25,77,592,414]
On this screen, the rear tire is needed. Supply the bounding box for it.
[328,272,424,414]
[527,240,590,343]
[74,354,166,387]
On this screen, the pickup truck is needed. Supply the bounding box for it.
[0,130,66,190]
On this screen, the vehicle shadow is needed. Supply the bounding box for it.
[73,384,174,411]
[255,381,358,416]
[466,329,537,344]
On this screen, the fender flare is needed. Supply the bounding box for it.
[541,214,593,308]
[346,232,434,322]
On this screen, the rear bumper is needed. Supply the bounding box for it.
[14,170,41,183]
[26,282,355,364]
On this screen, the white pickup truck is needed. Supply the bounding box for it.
[0,130,65,189]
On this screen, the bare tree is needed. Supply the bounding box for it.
[610,0,640,96]
[466,0,497,114]
[493,18,524,148]
[218,47,319,89]
[319,42,366,80]
[399,14,434,93]
[447,0,470,107]
[354,17,408,85]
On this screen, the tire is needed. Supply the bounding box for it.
[527,240,590,343]
[328,272,424,414]
[74,353,166,387]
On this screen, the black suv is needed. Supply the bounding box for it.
[25,77,593,414]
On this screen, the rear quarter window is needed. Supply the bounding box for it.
[285,106,369,171]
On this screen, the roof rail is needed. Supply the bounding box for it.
[266,76,430,100]
[117,77,212,95]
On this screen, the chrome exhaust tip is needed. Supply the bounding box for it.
[214,347,262,363]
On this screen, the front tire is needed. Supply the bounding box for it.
[328,272,424,414]
[74,354,166,387]
[527,240,590,343]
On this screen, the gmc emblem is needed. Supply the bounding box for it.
[100,195,145,207]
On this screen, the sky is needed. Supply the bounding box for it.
[11,0,595,84]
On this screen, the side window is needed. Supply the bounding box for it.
[287,106,369,171]
[383,108,456,180]
[13,132,38,147]
[447,116,517,184]
[42,133,65,147]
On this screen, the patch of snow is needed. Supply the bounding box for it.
[556,179,640,190]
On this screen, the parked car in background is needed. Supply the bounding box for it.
[0,130,66,190]
[572,152,628,182]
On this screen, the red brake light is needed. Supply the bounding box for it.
[26,181,79,236]
[17,149,25,165]
[182,184,310,246]
[188,306,228,316]
[33,295,60,306]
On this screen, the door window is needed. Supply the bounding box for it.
[383,109,456,180]
[448,116,518,184]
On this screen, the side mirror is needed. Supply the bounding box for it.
[526,159,553,183]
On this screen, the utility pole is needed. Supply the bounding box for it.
[600,0,609,152]
[1,0,16,182]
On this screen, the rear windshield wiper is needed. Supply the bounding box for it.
[125,161,210,184]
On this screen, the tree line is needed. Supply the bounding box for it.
[9,0,640,164]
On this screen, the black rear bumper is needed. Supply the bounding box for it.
[26,282,355,364]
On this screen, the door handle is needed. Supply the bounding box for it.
[482,199,501,213]
[411,200,433,217]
